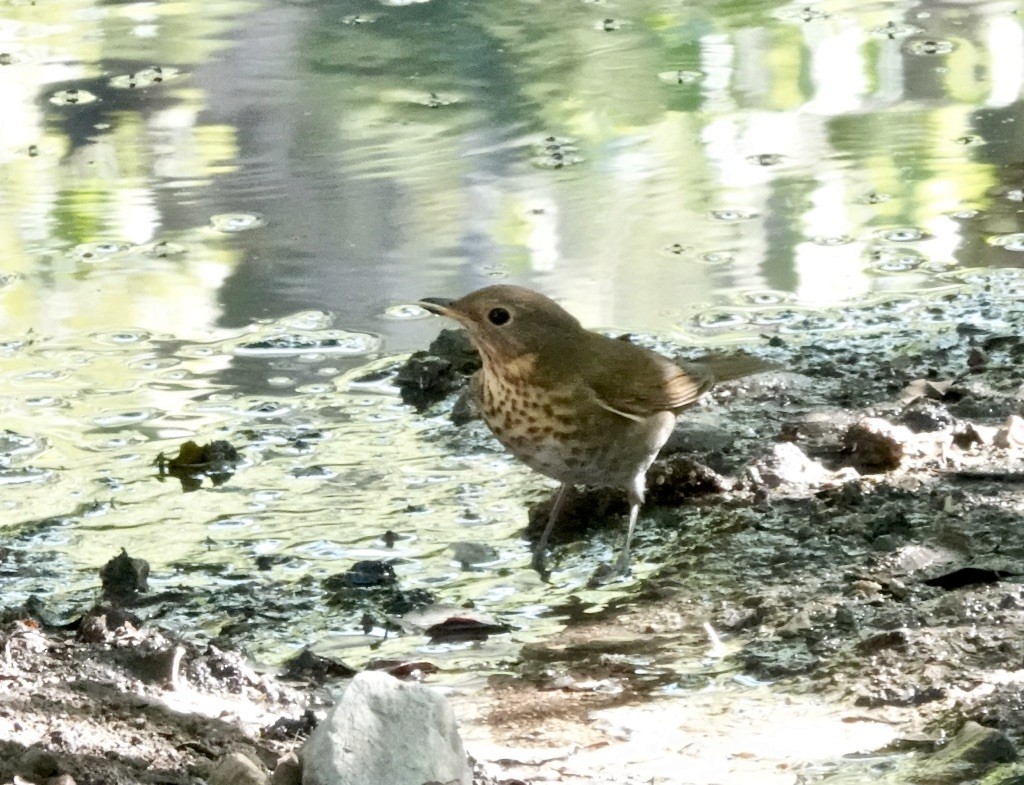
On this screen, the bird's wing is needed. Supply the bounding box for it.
[581,338,714,419]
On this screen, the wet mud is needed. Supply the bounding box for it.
[6,273,1024,784]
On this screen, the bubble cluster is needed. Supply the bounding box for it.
[210,213,266,232]
[532,136,583,169]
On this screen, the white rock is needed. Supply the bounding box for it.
[301,671,471,785]
[749,442,832,488]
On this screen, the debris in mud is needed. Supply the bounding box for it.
[952,422,994,449]
[923,566,1017,590]
[103,627,186,686]
[262,710,318,741]
[156,439,241,491]
[843,417,912,471]
[76,604,142,643]
[646,454,732,502]
[99,548,149,601]
[0,606,313,785]
[854,628,909,655]
[898,397,956,433]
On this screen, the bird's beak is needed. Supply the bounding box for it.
[418,297,456,317]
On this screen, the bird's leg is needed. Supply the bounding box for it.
[611,497,640,576]
[531,483,572,574]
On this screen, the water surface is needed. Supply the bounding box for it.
[2,0,1024,669]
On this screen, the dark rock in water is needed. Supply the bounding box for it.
[322,563,435,619]
[423,615,510,643]
[156,438,241,491]
[855,628,909,655]
[395,328,479,411]
[160,439,240,470]
[328,561,398,589]
[843,418,910,472]
[425,327,480,375]
[100,549,149,600]
[898,398,955,433]
[300,671,471,785]
[395,353,462,411]
[400,605,510,643]
[280,649,357,682]
[913,721,1016,785]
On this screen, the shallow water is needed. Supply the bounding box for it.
[3,0,1024,677]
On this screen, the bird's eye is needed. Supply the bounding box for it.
[487,307,511,326]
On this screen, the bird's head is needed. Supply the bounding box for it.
[418,285,581,363]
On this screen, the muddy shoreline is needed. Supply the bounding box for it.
[5,271,1024,784]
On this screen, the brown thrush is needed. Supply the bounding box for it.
[419,285,719,576]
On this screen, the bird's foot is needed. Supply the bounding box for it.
[588,556,632,586]
[530,548,552,582]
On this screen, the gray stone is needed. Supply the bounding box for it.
[915,721,1016,785]
[450,541,499,566]
[271,753,302,785]
[209,750,270,785]
[301,671,471,785]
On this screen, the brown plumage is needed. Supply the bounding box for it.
[419,285,728,576]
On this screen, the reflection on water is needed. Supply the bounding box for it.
[2,0,1024,667]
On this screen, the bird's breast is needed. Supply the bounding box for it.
[476,361,668,487]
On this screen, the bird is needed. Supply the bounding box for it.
[418,285,733,577]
